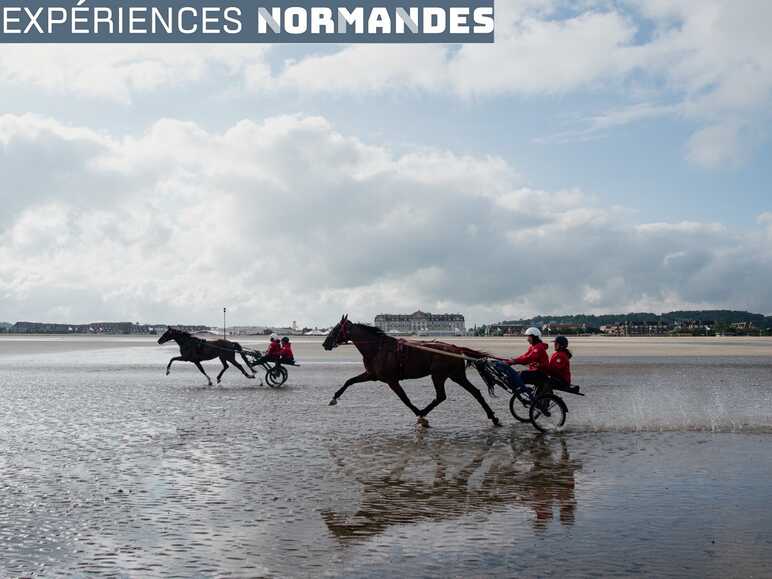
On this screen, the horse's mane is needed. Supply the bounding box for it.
[352,322,387,337]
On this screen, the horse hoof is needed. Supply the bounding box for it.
[492,418,503,428]
[328,398,338,406]
[248,375,255,380]
[416,417,430,428]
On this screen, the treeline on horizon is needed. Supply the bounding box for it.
[498,310,772,329]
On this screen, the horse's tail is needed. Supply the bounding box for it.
[457,346,497,396]
[232,341,253,367]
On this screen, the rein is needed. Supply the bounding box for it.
[339,329,503,363]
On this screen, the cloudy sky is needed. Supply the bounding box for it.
[1,0,771,327]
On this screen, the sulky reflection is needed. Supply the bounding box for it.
[323,431,581,541]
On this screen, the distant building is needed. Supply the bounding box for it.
[542,322,590,335]
[9,321,207,335]
[487,323,527,337]
[600,324,626,336]
[374,311,465,336]
[265,326,304,336]
[304,328,329,336]
[673,319,715,335]
[229,326,269,336]
[601,321,672,336]
[627,321,671,336]
[170,325,211,334]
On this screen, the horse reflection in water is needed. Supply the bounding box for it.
[323,433,580,541]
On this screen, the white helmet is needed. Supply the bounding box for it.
[270,333,278,341]
[524,327,542,338]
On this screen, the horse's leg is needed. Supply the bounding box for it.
[450,374,501,427]
[194,361,213,386]
[387,381,424,424]
[329,371,374,406]
[217,357,229,384]
[229,356,255,379]
[166,356,183,375]
[418,375,448,421]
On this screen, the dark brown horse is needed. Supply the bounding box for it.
[157,327,255,386]
[323,315,501,427]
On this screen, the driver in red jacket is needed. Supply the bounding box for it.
[257,334,282,364]
[511,327,549,386]
[495,327,549,392]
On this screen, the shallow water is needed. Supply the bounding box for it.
[1,337,771,577]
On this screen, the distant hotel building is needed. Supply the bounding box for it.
[374,311,465,336]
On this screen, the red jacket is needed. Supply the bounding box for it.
[548,351,571,385]
[512,342,549,372]
[279,343,294,360]
[266,341,282,357]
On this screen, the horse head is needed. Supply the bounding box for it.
[157,327,176,344]
[323,315,351,351]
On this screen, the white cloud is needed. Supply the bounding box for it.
[266,45,450,94]
[0,113,770,325]
[263,0,771,167]
[684,121,748,168]
[447,9,638,97]
[534,102,678,144]
[1,2,770,168]
[635,221,726,235]
[0,45,269,103]
[267,6,638,96]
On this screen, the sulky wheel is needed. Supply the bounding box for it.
[529,394,568,433]
[266,366,288,388]
[508,394,532,423]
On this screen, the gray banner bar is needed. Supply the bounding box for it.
[0,0,495,43]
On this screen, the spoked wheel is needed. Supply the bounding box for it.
[509,394,532,423]
[529,394,568,433]
[266,366,288,388]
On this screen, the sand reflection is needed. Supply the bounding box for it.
[323,431,581,541]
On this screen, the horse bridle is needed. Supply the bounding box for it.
[337,320,350,344]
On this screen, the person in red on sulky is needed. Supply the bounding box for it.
[547,336,572,387]
[494,327,550,393]
[508,327,550,384]
[279,336,295,364]
[255,333,283,365]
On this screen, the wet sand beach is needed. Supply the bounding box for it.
[1,336,771,577]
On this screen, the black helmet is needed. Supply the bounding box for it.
[281,336,290,343]
[554,336,569,348]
